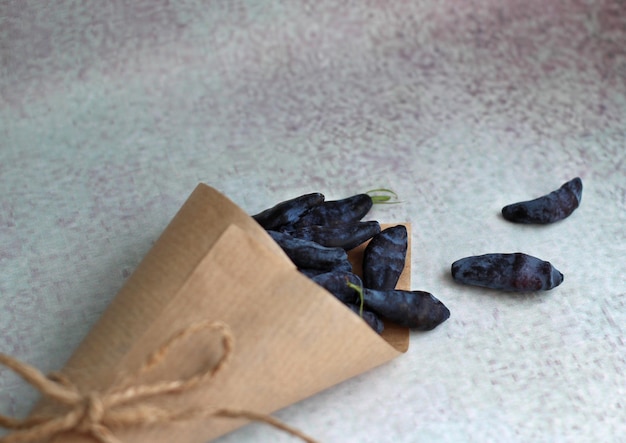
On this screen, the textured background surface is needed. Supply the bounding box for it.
[1,1,625,442]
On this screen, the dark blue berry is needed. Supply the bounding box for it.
[362,288,450,330]
[282,221,381,251]
[362,225,407,290]
[253,193,325,230]
[502,177,582,224]
[293,194,374,227]
[267,230,349,271]
[451,252,564,291]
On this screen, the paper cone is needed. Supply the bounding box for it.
[32,184,410,442]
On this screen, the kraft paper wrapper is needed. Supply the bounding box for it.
[32,183,410,442]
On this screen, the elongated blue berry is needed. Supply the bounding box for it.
[267,230,349,271]
[298,260,354,278]
[362,288,450,330]
[311,271,362,304]
[293,193,374,227]
[362,225,407,290]
[502,177,583,224]
[451,252,563,291]
[283,221,381,250]
[253,193,325,230]
[345,304,385,334]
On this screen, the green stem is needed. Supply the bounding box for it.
[346,280,365,317]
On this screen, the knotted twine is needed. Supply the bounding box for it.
[0,320,318,443]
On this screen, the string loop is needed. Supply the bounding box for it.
[0,321,317,443]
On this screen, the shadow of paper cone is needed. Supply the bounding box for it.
[33,184,410,443]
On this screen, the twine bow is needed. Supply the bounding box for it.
[0,321,318,443]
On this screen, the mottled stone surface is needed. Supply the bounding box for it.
[1,1,625,442]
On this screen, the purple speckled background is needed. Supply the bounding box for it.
[1,1,625,442]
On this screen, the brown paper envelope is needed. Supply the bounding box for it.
[33,184,410,442]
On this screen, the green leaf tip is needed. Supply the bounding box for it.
[366,188,402,204]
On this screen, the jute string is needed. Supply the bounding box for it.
[0,320,318,443]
